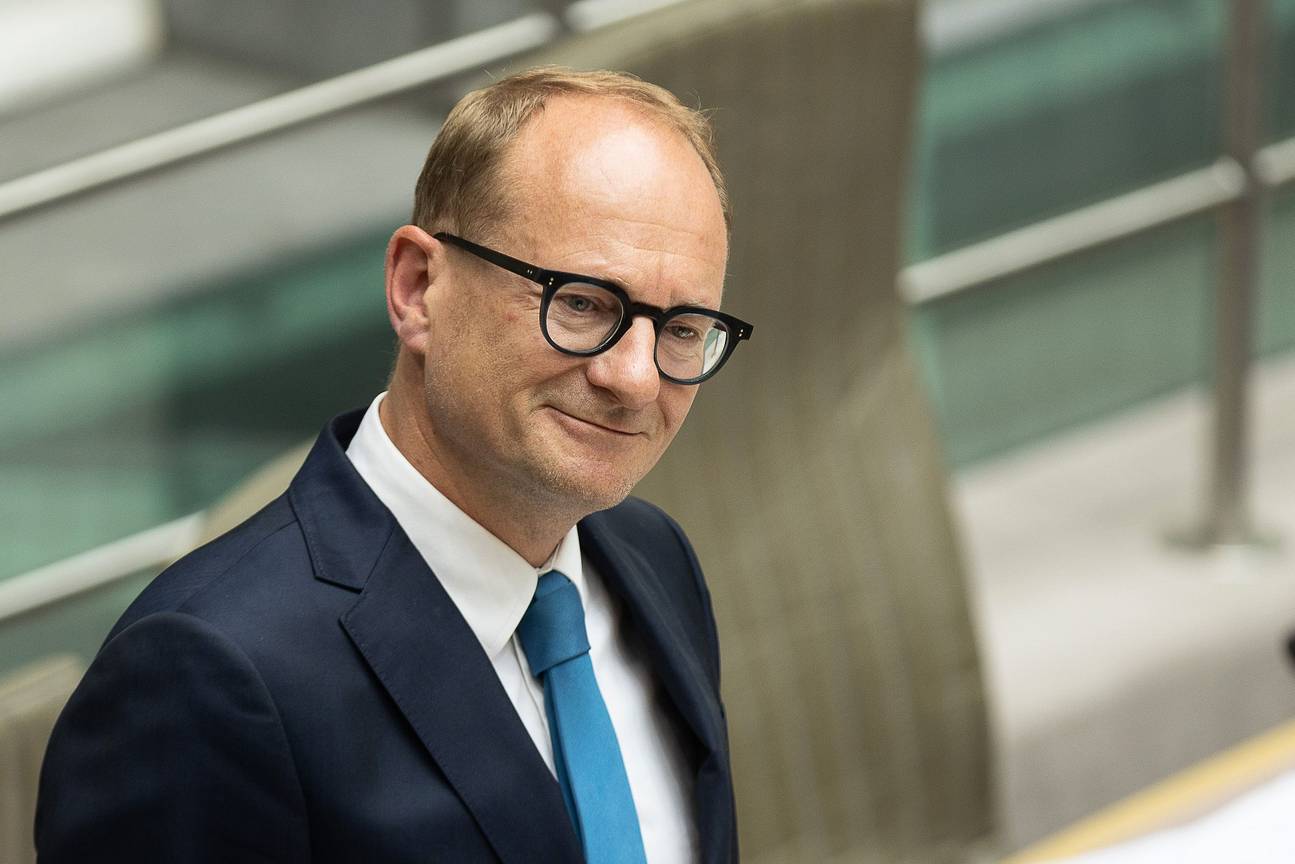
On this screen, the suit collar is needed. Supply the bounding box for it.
[287,410,390,592]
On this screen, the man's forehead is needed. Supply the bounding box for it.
[515,94,669,150]
[503,96,707,202]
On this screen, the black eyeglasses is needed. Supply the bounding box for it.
[434,232,753,385]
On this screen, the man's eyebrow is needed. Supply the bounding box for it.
[556,262,623,288]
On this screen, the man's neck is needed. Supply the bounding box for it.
[378,387,576,568]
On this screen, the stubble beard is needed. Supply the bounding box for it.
[529,446,643,516]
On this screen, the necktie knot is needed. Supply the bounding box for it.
[517,571,590,677]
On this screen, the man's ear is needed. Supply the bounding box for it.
[385,225,442,355]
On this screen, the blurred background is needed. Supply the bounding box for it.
[2,0,1294,861]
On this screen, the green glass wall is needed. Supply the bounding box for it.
[0,231,396,581]
[909,0,1295,466]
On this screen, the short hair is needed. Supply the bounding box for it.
[410,66,729,241]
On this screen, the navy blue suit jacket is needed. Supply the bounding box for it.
[36,411,736,862]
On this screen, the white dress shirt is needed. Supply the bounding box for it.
[345,393,699,863]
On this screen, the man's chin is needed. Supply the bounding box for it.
[522,455,641,516]
[521,419,657,507]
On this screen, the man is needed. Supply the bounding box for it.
[36,68,752,863]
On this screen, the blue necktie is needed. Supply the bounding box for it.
[517,571,648,864]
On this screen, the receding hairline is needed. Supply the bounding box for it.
[494,93,726,227]
[410,67,730,242]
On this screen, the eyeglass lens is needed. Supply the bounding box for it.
[547,282,731,381]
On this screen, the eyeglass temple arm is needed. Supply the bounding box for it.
[433,232,547,285]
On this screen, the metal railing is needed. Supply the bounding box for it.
[898,158,1253,304]
[1,0,1292,621]
[0,15,558,219]
[0,0,691,221]
[904,0,1290,549]
[902,136,1295,305]
[0,514,202,621]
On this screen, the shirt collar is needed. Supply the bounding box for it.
[345,392,586,660]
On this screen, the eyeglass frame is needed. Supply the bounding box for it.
[433,232,753,385]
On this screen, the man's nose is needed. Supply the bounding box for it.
[584,317,661,409]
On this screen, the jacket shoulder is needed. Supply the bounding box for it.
[110,494,308,640]
[37,609,311,862]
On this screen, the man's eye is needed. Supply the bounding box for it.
[564,295,595,313]
[666,324,699,341]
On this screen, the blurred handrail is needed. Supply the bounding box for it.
[1255,136,1295,188]
[0,13,565,221]
[0,0,705,223]
[899,138,1293,304]
[0,513,202,623]
[899,158,1248,304]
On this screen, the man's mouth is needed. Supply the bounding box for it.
[548,407,644,436]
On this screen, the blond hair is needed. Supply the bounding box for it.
[411,66,729,240]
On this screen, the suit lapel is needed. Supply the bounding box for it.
[579,514,735,864]
[290,413,581,864]
[340,533,582,864]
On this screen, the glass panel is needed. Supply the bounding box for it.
[909,215,1215,467]
[0,231,394,583]
[910,0,1225,261]
[1271,0,1295,141]
[657,313,728,381]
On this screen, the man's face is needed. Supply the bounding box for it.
[417,96,729,517]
